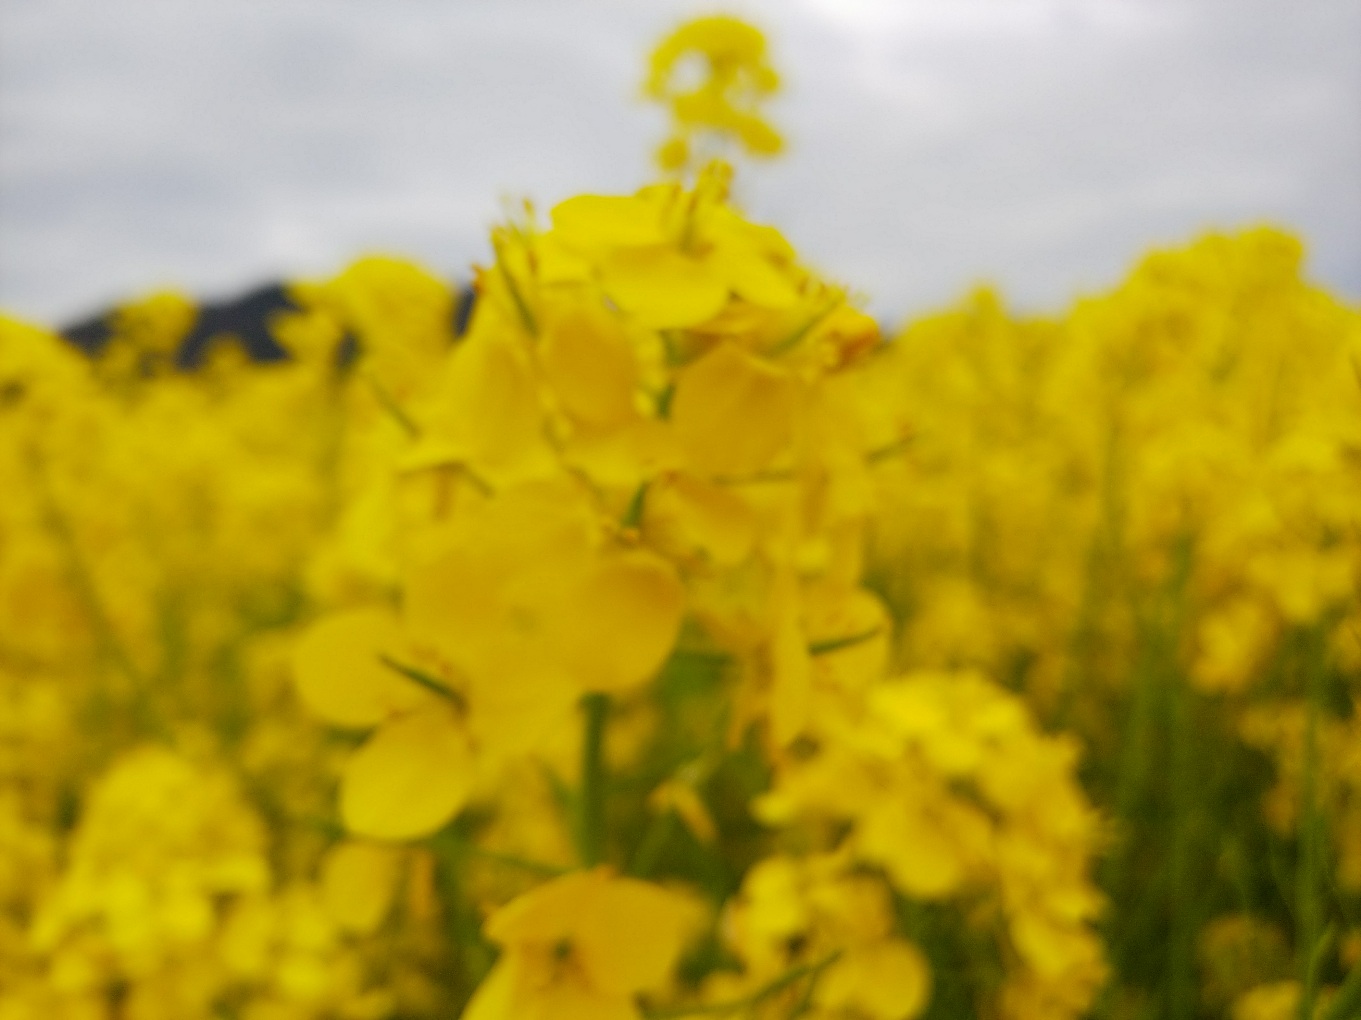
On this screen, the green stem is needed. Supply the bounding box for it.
[364,373,421,438]
[629,810,676,879]
[577,692,610,867]
[434,831,567,878]
[622,483,649,529]
[808,628,881,657]
[766,296,842,357]
[1167,670,1197,1020]
[491,235,538,337]
[377,654,467,710]
[1298,627,1328,1020]
[1322,956,1361,1020]
[1305,925,1337,1019]
[642,951,841,1018]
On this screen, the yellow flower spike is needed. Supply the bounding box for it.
[645,15,783,173]
[669,341,798,476]
[340,702,475,841]
[465,867,701,1020]
[548,178,800,331]
[320,840,402,934]
[656,135,689,172]
[291,606,428,729]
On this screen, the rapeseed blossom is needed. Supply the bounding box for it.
[1,13,1359,1020]
[645,16,782,171]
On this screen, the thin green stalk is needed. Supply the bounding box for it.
[364,372,421,438]
[1101,625,1160,926]
[766,296,842,357]
[490,234,538,337]
[435,831,568,878]
[1322,956,1361,1020]
[622,483,649,529]
[629,810,676,879]
[1167,670,1197,1020]
[1162,538,1198,1020]
[1298,627,1328,1020]
[1101,534,1194,1015]
[378,654,467,710]
[642,951,841,1019]
[577,692,610,867]
[429,832,496,1000]
[808,628,881,656]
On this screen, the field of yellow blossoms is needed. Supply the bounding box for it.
[2,16,1360,1020]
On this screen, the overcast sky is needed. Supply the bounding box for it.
[1,0,1358,329]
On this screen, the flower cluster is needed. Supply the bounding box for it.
[867,229,1361,1018]
[1,14,1359,1020]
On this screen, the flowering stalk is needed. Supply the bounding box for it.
[577,692,611,867]
[1298,626,1328,1020]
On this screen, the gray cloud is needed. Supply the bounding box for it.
[1,0,1357,328]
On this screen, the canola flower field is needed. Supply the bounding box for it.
[2,16,1360,1020]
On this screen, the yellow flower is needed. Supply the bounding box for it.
[720,854,931,1020]
[405,478,685,708]
[464,868,700,1020]
[549,167,800,330]
[668,340,799,477]
[645,16,783,171]
[291,606,475,840]
[319,840,402,935]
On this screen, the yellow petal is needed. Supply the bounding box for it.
[420,328,551,482]
[815,940,931,1020]
[551,194,668,248]
[292,607,424,728]
[340,704,474,840]
[540,303,641,428]
[484,868,598,947]
[1010,912,1097,978]
[642,473,756,566]
[534,233,594,285]
[565,417,679,492]
[769,573,811,746]
[575,876,701,995]
[554,550,686,694]
[320,840,402,934]
[857,799,968,900]
[669,341,797,475]
[708,238,799,309]
[600,247,728,329]
[404,478,596,677]
[465,661,580,761]
[648,781,717,844]
[460,954,521,1020]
